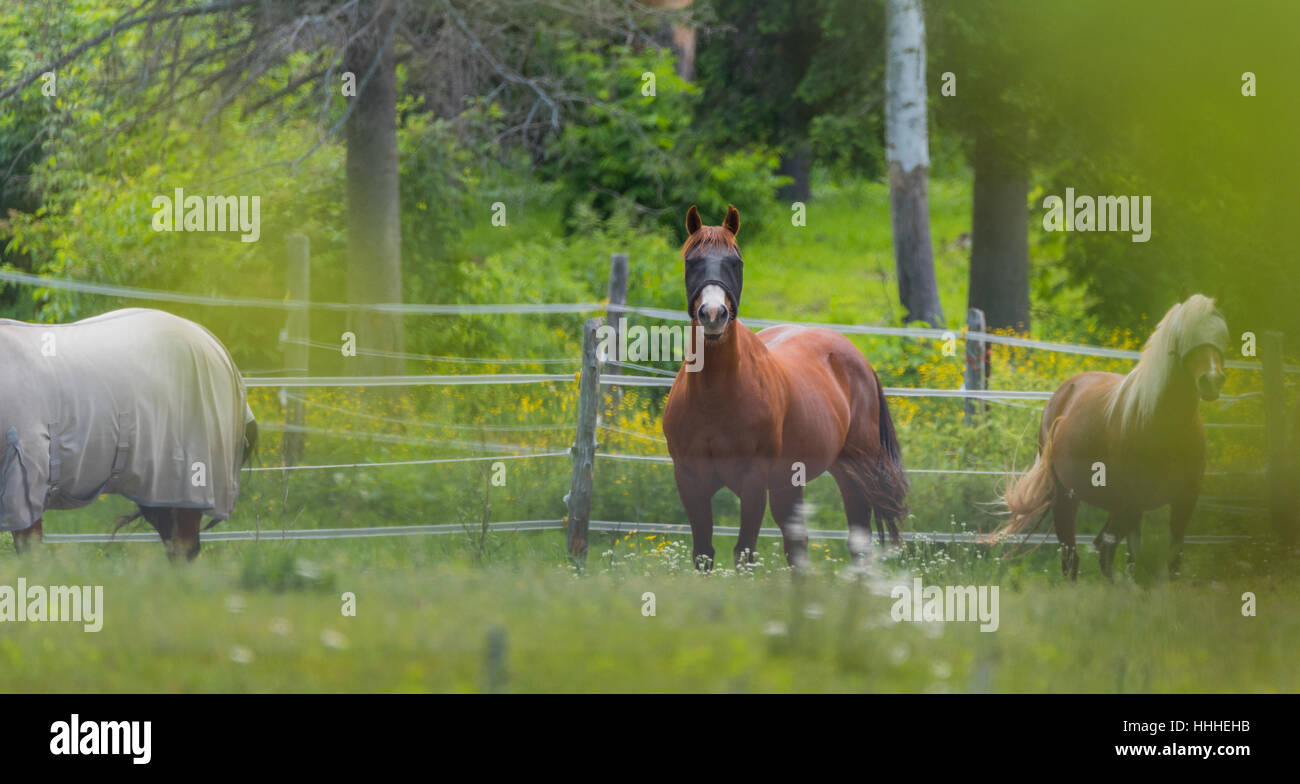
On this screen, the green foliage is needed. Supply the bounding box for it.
[807,113,885,180]
[1,102,347,368]
[930,0,1300,340]
[693,0,887,178]
[239,548,336,594]
[399,96,478,279]
[538,39,786,238]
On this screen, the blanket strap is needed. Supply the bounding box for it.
[48,420,60,488]
[0,426,38,525]
[110,411,133,480]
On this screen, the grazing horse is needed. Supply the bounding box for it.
[662,205,909,571]
[1,308,257,561]
[992,294,1228,580]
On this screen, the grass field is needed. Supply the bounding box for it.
[2,176,1290,693]
[1,533,1295,692]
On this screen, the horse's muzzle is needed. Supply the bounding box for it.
[1198,370,1224,401]
[693,283,733,339]
[697,302,730,338]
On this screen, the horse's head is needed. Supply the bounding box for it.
[682,204,743,341]
[1171,294,1229,401]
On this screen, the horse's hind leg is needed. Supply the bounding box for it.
[1053,492,1080,582]
[12,518,43,554]
[830,470,873,567]
[141,506,203,562]
[883,516,902,547]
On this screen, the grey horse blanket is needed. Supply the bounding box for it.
[0,308,252,531]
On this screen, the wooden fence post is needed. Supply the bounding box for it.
[1290,394,1300,546]
[1262,331,1292,541]
[485,625,508,694]
[604,253,629,411]
[282,234,310,466]
[567,317,603,566]
[964,307,987,424]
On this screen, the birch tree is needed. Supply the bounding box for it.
[885,0,944,327]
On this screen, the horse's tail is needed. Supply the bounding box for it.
[872,369,910,528]
[840,369,910,543]
[875,368,907,488]
[113,508,144,536]
[242,416,259,467]
[990,417,1063,543]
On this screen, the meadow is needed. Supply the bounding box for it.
[1,176,1290,693]
[2,534,1294,692]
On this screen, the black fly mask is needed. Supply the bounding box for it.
[684,246,743,319]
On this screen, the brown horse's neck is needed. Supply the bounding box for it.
[1153,364,1201,429]
[1124,362,1201,445]
[683,319,763,396]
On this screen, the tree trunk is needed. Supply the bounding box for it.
[777,141,812,203]
[643,0,696,80]
[969,131,1031,333]
[885,0,944,328]
[345,6,404,376]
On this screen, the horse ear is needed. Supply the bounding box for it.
[723,204,740,236]
[685,205,702,235]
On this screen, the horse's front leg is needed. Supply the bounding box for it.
[1168,491,1197,580]
[734,473,770,569]
[12,518,43,554]
[1126,525,1143,577]
[768,483,810,570]
[674,465,718,571]
[1096,511,1138,581]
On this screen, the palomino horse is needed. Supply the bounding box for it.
[992,294,1228,580]
[1,308,257,561]
[662,205,909,570]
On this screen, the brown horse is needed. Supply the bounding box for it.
[662,205,909,571]
[991,294,1228,580]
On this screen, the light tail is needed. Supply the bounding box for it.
[989,417,1063,543]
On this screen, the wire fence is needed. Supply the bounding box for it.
[6,268,1296,373]
[42,521,1253,545]
[2,269,1276,544]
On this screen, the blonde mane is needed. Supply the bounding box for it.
[1104,294,1228,436]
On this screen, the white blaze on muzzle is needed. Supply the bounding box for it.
[698,284,729,328]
